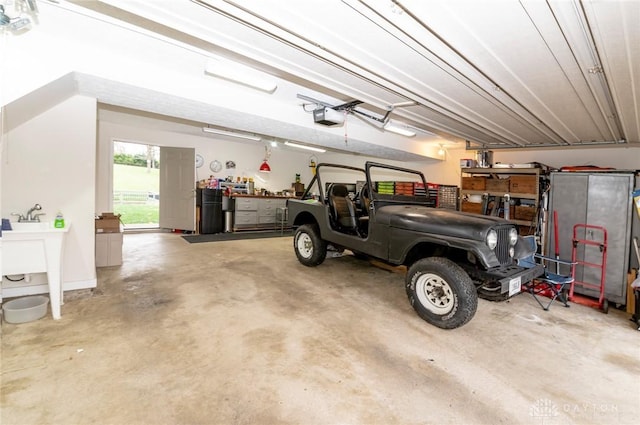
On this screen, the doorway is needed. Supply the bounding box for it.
[113,141,160,229]
[158,146,196,231]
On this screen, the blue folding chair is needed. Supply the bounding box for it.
[518,236,576,311]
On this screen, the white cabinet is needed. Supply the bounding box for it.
[95,232,123,267]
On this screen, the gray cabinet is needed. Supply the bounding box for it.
[258,198,284,225]
[234,197,258,229]
[548,172,635,304]
[233,197,287,230]
[96,232,123,267]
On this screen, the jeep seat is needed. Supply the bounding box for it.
[328,184,358,231]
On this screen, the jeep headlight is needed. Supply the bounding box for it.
[486,229,498,250]
[509,228,518,246]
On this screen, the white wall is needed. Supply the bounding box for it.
[96,120,640,214]
[1,95,97,289]
[96,119,444,213]
[97,121,324,213]
[415,146,640,187]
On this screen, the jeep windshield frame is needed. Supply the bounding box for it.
[365,161,431,207]
[299,163,366,201]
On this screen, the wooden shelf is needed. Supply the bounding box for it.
[460,168,543,234]
[461,167,541,175]
[461,190,538,200]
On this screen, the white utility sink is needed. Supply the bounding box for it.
[4,221,69,234]
[2,221,71,320]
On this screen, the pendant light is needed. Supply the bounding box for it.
[259,145,271,173]
[259,161,271,173]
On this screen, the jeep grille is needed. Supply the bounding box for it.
[495,226,513,266]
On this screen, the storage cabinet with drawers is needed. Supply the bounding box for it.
[233,196,287,230]
[234,197,259,230]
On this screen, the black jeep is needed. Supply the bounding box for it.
[287,162,543,329]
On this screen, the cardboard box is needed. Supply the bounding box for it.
[509,175,537,194]
[519,226,535,236]
[96,212,122,233]
[461,201,483,214]
[514,205,537,222]
[485,177,510,192]
[461,177,486,190]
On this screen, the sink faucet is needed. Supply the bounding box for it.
[11,204,45,222]
[26,204,42,221]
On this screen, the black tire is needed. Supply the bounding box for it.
[294,224,327,267]
[406,257,478,329]
[602,299,609,314]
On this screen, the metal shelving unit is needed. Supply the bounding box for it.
[460,167,541,230]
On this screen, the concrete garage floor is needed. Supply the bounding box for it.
[1,233,639,425]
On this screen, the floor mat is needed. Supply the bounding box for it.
[182,230,293,243]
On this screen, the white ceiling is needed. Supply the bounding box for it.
[42,0,640,154]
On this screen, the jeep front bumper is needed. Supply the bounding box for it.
[484,263,545,297]
[501,264,544,297]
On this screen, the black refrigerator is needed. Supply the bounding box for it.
[200,188,223,234]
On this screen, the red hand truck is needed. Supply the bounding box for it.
[569,224,608,313]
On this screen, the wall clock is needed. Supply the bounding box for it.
[195,154,204,168]
[209,160,222,173]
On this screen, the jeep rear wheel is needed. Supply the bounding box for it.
[406,257,477,329]
[294,224,327,267]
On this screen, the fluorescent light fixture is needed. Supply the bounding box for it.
[203,127,261,141]
[383,122,416,137]
[205,58,277,93]
[391,101,418,108]
[284,141,326,153]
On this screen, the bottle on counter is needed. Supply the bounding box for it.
[54,212,65,228]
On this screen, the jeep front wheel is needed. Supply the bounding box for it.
[406,257,477,329]
[294,224,327,267]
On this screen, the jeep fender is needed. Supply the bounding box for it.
[389,230,502,269]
